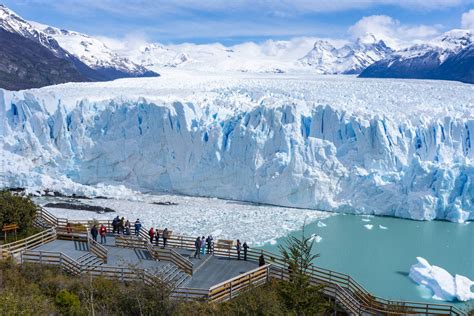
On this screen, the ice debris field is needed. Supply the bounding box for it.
[35,194,331,246]
[1,70,474,222]
[409,257,474,302]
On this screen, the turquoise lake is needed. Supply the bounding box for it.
[260,214,473,311]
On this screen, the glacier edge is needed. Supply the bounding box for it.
[0,87,473,222]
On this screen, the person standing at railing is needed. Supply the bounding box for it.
[112,216,120,234]
[162,228,169,248]
[90,225,98,242]
[149,227,155,243]
[125,220,131,235]
[194,236,201,259]
[134,219,142,237]
[119,217,125,234]
[206,235,213,254]
[200,236,206,255]
[243,242,249,261]
[99,224,107,244]
[155,229,160,246]
[259,253,265,267]
[236,239,242,260]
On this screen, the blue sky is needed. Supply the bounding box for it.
[3,0,474,44]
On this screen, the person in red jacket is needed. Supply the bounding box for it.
[149,227,155,244]
[99,224,107,244]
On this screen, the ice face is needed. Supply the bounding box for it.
[0,74,473,222]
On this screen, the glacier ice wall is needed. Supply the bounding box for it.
[0,88,473,222]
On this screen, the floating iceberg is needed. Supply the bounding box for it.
[0,74,473,222]
[317,221,327,227]
[409,257,474,302]
[364,224,374,230]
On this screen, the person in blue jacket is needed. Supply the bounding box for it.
[134,219,142,237]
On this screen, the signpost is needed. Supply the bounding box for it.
[2,223,18,242]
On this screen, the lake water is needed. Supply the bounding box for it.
[260,214,473,311]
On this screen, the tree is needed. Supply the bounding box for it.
[277,226,330,315]
[0,191,37,233]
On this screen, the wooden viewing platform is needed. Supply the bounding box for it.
[0,207,468,316]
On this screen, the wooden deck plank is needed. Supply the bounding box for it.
[185,256,258,289]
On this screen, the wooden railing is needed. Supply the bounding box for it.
[88,234,108,263]
[116,235,193,276]
[208,264,270,303]
[0,228,57,259]
[34,207,467,315]
[245,249,465,316]
[22,250,82,275]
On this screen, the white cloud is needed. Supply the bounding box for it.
[348,15,441,48]
[461,9,474,29]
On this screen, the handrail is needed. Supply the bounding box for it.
[208,264,270,303]
[169,248,193,276]
[34,207,467,315]
[0,227,57,259]
[88,233,108,263]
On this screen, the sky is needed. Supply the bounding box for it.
[2,0,474,45]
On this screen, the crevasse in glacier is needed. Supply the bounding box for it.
[0,76,473,222]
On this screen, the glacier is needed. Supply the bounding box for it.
[0,72,473,222]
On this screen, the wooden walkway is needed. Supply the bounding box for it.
[32,235,258,289]
[0,207,467,316]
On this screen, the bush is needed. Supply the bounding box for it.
[0,190,37,234]
[55,289,82,315]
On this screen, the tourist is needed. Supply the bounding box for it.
[236,239,242,260]
[155,229,160,246]
[66,222,72,234]
[206,235,213,254]
[194,237,201,259]
[99,224,107,244]
[243,242,249,261]
[134,219,141,237]
[112,216,120,234]
[124,220,131,235]
[201,236,206,254]
[162,228,169,248]
[149,227,155,243]
[259,253,265,266]
[90,225,98,242]
[119,217,125,234]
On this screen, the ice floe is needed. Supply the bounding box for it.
[409,257,474,302]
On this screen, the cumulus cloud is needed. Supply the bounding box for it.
[348,15,441,48]
[461,9,474,29]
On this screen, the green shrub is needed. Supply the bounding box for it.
[0,190,37,234]
[55,289,82,315]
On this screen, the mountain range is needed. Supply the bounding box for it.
[0,4,158,90]
[0,3,472,90]
[360,29,474,84]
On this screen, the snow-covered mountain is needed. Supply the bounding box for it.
[33,23,159,80]
[0,4,66,58]
[0,4,158,90]
[360,30,474,83]
[124,34,392,75]
[127,39,324,73]
[0,4,98,90]
[1,73,473,223]
[299,34,393,74]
